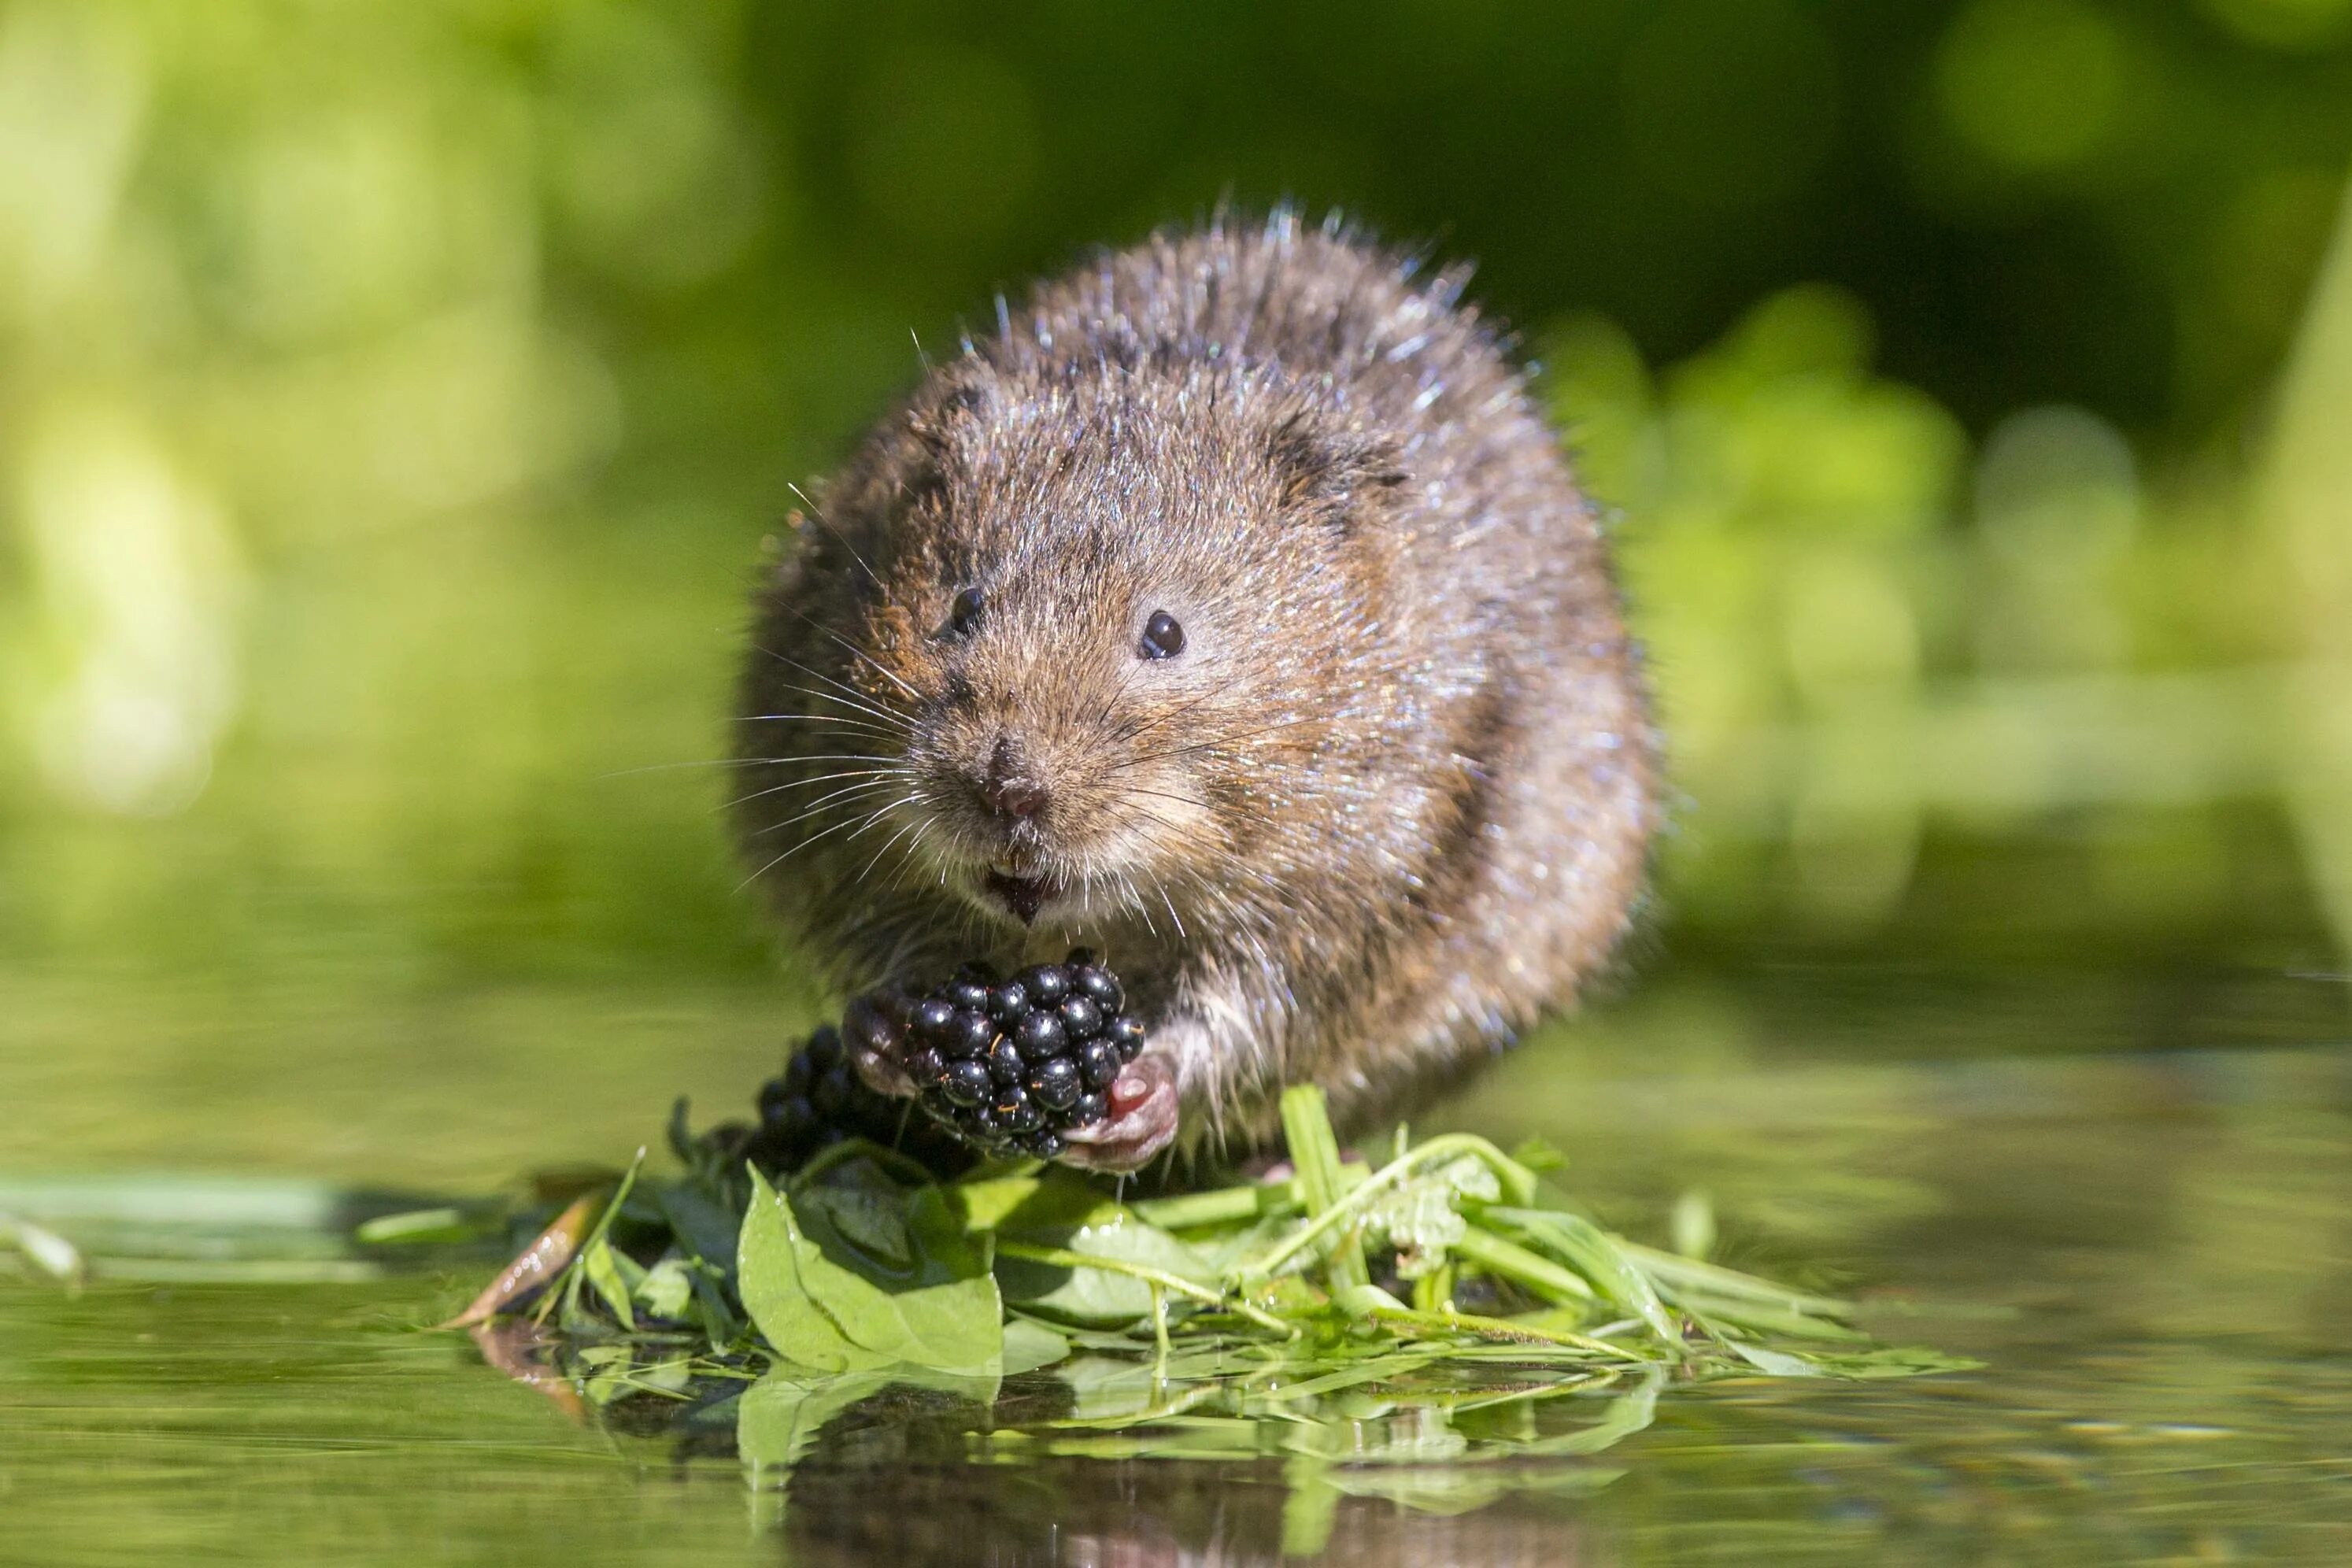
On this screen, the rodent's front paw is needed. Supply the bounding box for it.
[841,992,919,1099]
[1056,1051,1178,1173]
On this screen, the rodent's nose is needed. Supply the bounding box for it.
[978,734,1051,821]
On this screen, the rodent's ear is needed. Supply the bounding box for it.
[765,511,815,590]
[1265,407,1407,535]
[904,369,996,463]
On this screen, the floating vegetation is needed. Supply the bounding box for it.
[383,1085,1973,1514]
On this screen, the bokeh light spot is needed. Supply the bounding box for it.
[1935,0,2125,173]
[2199,0,2352,50]
[13,404,242,817]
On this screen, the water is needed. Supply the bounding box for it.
[5,963,2350,1565]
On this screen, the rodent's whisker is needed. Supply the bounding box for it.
[721,761,906,809]
[753,688,909,741]
[844,815,926,896]
[760,679,913,737]
[746,793,897,845]
[838,793,921,849]
[738,712,905,738]
[751,649,915,732]
[1082,656,1145,739]
[733,808,887,893]
[786,484,886,594]
[595,756,810,779]
[1120,714,1323,769]
[759,591,925,703]
[723,760,903,794]
[1111,682,1223,747]
[730,753,906,775]
[735,775,904,828]
[1119,786,1208,812]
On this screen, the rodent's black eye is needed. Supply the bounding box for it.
[1137,609,1186,660]
[945,586,986,638]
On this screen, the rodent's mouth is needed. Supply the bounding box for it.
[982,868,1064,926]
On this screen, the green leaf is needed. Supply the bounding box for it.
[1725,1339,1823,1378]
[797,1163,913,1268]
[1488,1208,1680,1344]
[1362,1154,1499,1278]
[738,1164,1001,1372]
[634,1256,696,1320]
[581,1239,640,1330]
[741,1170,897,1371]
[351,1206,479,1246]
[999,1318,1071,1375]
[993,1183,1219,1329]
[652,1179,741,1276]
[737,1369,897,1479]
[1510,1368,1663,1457]
[1509,1137,1568,1173]
[949,1170,1049,1231]
[1281,1085,1370,1295]
[739,1364,1003,1488]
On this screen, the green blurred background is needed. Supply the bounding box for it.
[2,0,2349,1187]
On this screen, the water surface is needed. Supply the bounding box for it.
[5,966,2350,1565]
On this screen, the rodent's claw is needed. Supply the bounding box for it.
[1057,1051,1179,1173]
[842,993,918,1099]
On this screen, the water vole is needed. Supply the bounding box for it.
[734,213,1656,1172]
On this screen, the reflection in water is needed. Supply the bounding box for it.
[4,1019,2350,1564]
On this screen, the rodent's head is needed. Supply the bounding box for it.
[753,358,1409,946]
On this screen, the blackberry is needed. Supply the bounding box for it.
[742,1013,974,1178]
[1078,1039,1122,1090]
[1030,1056,1082,1111]
[730,950,1146,1169]
[1018,963,1072,1006]
[1104,1014,1147,1062]
[1012,1011,1066,1059]
[884,948,1147,1158]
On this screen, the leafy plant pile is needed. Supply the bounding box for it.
[435,1085,1964,1401]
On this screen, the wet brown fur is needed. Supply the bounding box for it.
[734,212,1657,1159]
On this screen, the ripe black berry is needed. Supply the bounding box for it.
[947,1010,995,1059]
[1030,1056,1082,1111]
[812,1067,853,1121]
[986,982,1029,1023]
[1071,965,1122,1012]
[942,1059,991,1106]
[1078,1040,1122,1090]
[774,1093,819,1143]
[1013,1011,1067,1058]
[1018,964,1071,1005]
[1104,1014,1146,1061]
[1056,995,1102,1041]
[855,948,1148,1158]
[738,1019,972,1178]
[994,1086,1043,1134]
[912,998,959,1045]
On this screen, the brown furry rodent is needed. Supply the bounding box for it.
[734,212,1656,1172]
